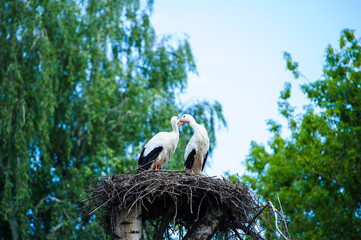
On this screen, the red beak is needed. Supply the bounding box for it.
[179,119,191,123]
[178,118,190,127]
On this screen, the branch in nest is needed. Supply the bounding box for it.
[84,170,284,239]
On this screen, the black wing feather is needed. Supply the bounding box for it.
[138,146,163,171]
[184,149,196,170]
[202,151,208,172]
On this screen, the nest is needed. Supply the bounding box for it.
[86,170,267,239]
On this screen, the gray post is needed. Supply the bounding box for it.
[111,203,142,240]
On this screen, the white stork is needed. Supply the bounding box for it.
[179,114,210,175]
[138,116,182,171]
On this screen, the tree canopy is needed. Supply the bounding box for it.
[0,0,226,239]
[243,29,361,239]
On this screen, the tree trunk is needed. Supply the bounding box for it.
[111,204,142,240]
[10,217,18,240]
[155,203,177,240]
[183,207,225,240]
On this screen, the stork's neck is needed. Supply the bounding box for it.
[171,121,180,135]
[170,121,180,153]
[190,121,207,139]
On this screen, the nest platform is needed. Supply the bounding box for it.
[86,170,266,239]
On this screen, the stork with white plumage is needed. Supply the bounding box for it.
[138,116,183,171]
[179,114,210,175]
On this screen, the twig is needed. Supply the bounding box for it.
[268,201,289,240]
[277,195,290,239]
[35,196,62,215]
[87,198,112,216]
[248,203,269,227]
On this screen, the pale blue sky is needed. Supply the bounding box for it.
[151,0,361,177]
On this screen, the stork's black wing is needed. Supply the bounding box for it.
[202,151,208,172]
[138,146,163,171]
[184,149,196,170]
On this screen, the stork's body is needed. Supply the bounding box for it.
[180,114,209,175]
[138,116,181,171]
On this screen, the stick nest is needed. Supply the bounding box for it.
[86,170,266,239]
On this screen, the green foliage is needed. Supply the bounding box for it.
[243,29,361,239]
[0,0,226,239]
[283,52,300,79]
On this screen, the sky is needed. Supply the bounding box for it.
[150,0,361,177]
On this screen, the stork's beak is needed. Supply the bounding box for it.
[179,119,191,123]
[178,118,190,127]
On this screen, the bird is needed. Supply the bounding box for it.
[138,116,182,171]
[179,114,210,175]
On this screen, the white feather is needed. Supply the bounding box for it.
[139,116,180,170]
[182,114,210,174]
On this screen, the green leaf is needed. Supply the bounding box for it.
[244,29,361,239]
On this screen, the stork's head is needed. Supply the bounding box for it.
[179,114,195,126]
[170,116,182,129]
[171,116,180,125]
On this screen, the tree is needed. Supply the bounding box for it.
[0,0,226,239]
[243,29,361,239]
